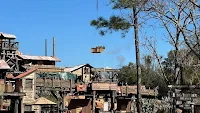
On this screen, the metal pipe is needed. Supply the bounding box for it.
[53,37,55,57]
[45,39,47,56]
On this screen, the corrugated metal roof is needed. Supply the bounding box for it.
[64,64,93,72]
[0,60,10,69]
[18,55,60,62]
[0,32,16,39]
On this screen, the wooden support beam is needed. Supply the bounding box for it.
[90,67,91,81]
[92,90,96,113]
[82,67,83,81]
[110,91,114,113]
[70,79,72,95]
[62,91,65,112]
[14,98,19,113]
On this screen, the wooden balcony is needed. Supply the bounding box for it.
[0,79,25,97]
[0,41,19,50]
[0,80,14,93]
[119,86,157,96]
[91,82,118,91]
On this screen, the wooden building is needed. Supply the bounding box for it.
[7,67,76,113]
[64,64,93,83]
[0,32,25,113]
[17,54,60,69]
[0,32,159,113]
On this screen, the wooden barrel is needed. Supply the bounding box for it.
[5,83,13,93]
[0,84,5,93]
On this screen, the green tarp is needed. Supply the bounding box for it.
[36,72,77,80]
[60,72,76,80]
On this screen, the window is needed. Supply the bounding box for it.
[25,79,33,90]
[24,105,32,111]
[84,67,90,74]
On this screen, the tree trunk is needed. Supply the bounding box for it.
[174,39,180,85]
[133,7,142,113]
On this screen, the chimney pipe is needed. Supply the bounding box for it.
[45,39,47,56]
[53,37,55,57]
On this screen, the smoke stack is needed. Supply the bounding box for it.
[53,37,55,57]
[45,39,47,56]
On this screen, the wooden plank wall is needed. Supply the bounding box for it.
[36,78,74,89]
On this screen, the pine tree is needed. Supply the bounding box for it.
[90,0,149,112]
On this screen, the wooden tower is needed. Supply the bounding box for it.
[0,32,20,72]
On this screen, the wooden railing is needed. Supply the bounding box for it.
[0,80,20,93]
[36,78,75,90]
[0,41,19,50]
[92,82,118,90]
[119,86,157,96]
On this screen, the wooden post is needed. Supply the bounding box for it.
[16,59,19,71]
[90,67,91,81]
[62,91,66,113]
[43,74,46,96]
[52,105,55,113]
[81,67,84,81]
[52,77,54,88]
[92,90,96,113]
[19,97,22,113]
[14,98,19,113]
[110,91,114,113]
[126,84,128,96]
[70,79,72,95]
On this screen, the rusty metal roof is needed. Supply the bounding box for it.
[0,60,10,69]
[18,55,60,62]
[15,68,37,79]
[0,32,16,39]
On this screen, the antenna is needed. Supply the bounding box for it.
[53,37,55,57]
[45,39,47,56]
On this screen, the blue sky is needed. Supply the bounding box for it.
[0,0,173,68]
